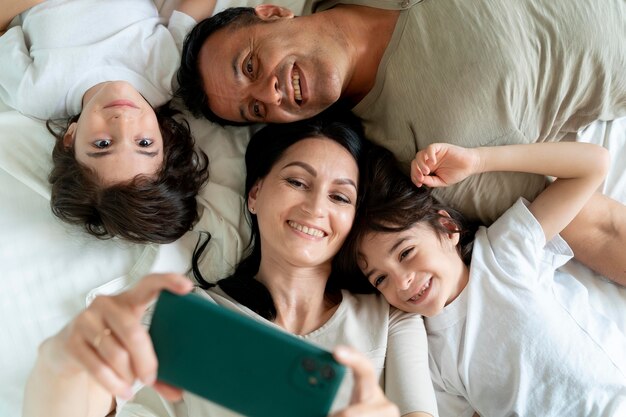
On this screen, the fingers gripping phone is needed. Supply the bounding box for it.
[149,290,346,417]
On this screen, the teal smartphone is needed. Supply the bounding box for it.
[148,290,346,417]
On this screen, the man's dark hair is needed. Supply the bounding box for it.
[177,7,261,126]
[47,103,210,244]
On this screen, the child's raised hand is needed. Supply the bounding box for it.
[410,143,479,188]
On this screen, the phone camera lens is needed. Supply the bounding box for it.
[301,357,316,372]
[321,365,335,380]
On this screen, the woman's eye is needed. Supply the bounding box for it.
[138,138,153,147]
[94,139,111,149]
[253,102,262,117]
[331,193,351,204]
[286,178,306,189]
[246,57,254,75]
[374,275,386,288]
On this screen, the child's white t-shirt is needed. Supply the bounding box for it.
[0,0,196,119]
[426,198,626,417]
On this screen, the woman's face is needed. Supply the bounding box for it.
[249,137,359,269]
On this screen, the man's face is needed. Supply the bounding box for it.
[198,12,352,124]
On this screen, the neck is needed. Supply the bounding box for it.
[446,264,470,307]
[255,260,339,335]
[322,5,400,104]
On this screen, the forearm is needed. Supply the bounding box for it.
[176,0,216,21]
[1,0,45,32]
[561,192,626,286]
[23,339,114,417]
[476,142,609,182]
[476,141,610,245]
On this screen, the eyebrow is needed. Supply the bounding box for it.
[282,161,358,190]
[86,150,160,158]
[388,236,409,255]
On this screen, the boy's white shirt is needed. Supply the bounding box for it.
[426,198,626,417]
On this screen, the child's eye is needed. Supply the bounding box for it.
[94,139,111,149]
[373,275,386,288]
[138,138,153,147]
[399,248,413,261]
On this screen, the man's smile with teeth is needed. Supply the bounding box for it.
[288,220,325,237]
[409,278,432,301]
[292,69,302,103]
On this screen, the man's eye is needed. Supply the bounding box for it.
[138,138,153,147]
[253,102,262,117]
[94,139,111,148]
[246,57,254,75]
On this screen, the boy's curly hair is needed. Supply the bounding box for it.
[47,102,209,244]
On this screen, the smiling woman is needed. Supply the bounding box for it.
[0,0,218,243]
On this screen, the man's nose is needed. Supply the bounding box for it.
[252,75,282,106]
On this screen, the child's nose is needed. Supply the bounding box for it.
[392,270,414,290]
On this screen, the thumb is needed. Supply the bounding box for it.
[333,345,378,404]
[119,274,194,312]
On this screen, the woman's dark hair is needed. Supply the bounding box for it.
[47,102,210,244]
[192,108,370,320]
[336,145,478,287]
[176,7,260,126]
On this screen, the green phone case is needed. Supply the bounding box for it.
[149,290,346,417]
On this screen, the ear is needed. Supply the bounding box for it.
[254,4,295,20]
[437,210,460,245]
[63,122,77,149]
[247,179,264,213]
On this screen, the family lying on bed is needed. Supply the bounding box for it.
[2,0,625,416]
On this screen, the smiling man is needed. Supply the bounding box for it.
[177,0,626,284]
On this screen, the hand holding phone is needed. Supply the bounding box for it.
[149,290,346,417]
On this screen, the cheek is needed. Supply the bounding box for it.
[380,288,402,309]
[334,209,355,240]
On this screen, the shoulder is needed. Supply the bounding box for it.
[340,291,390,320]
[304,0,413,14]
[473,198,545,270]
[471,198,573,286]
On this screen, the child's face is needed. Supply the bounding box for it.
[358,221,469,317]
[64,81,164,185]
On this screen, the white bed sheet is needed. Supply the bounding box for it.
[0,1,624,417]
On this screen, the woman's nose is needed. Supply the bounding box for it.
[302,192,326,217]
